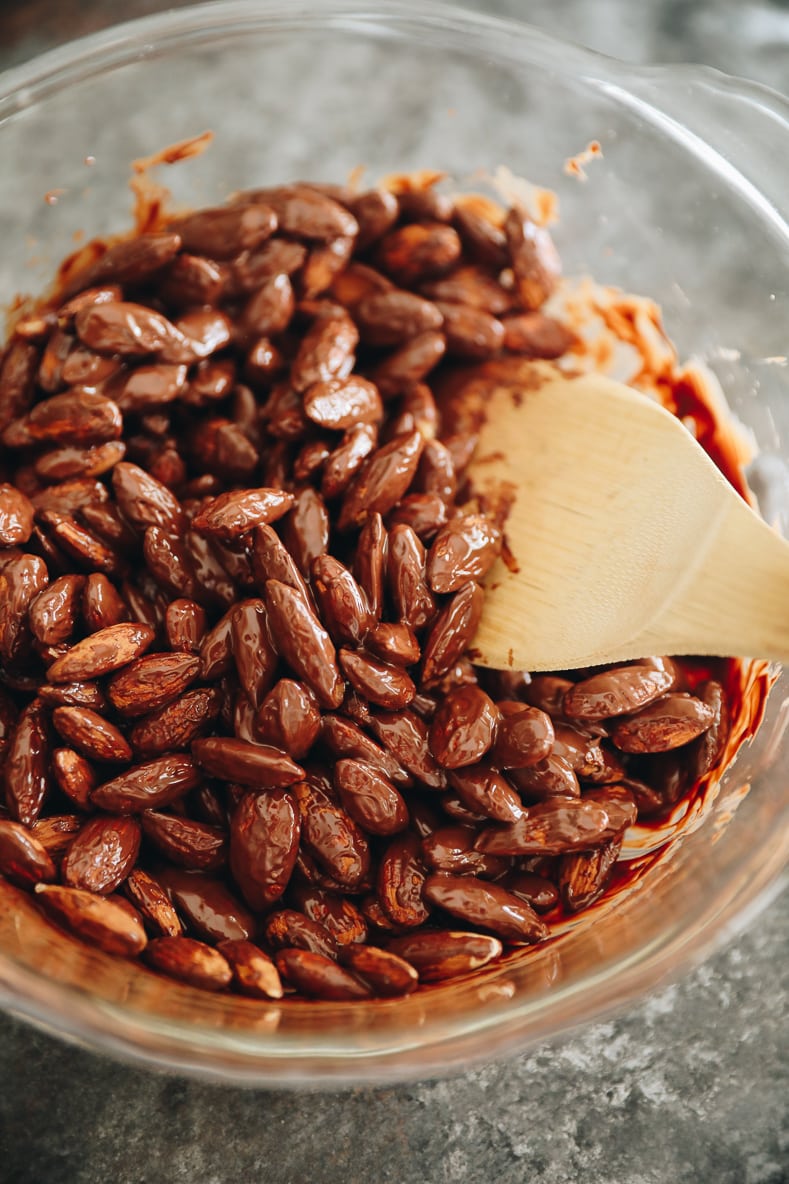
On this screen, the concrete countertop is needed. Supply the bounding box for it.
[0,2,788,1181]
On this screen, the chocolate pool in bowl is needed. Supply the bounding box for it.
[0,1,788,1084]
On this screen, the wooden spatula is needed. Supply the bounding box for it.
[469,364,789,671]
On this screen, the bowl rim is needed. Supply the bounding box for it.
[3,0,789,123]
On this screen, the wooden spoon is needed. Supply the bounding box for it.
[469,363,789,671]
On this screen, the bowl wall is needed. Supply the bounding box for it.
[1,0,789,1084]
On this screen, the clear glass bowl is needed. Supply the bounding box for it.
[1,0,789,1086]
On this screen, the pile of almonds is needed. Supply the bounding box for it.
[0,179,729,1000]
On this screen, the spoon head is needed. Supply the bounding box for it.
[467,363,734,670]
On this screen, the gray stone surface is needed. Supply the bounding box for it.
[0,2,788,1182]
[1,888,787,1184]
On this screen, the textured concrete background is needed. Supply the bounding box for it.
[1,2,789,1182]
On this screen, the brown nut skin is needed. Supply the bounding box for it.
[303,376,383,430]
[290,313,358,392]
[501,312,576,358]
[217,939,284,999]
[334,758,410,836]
[448,763,525,824]
[434,301,505,359]
[37,509,124,577]
[578,781,644,838]
[35,883,147,956]
[398,187,454,224]
[508,754,580,801]
[366,621,421,668]
[354,290,443,347]
[0,820,57,886]
[504,208,561,310]
[113,363,187,413]
[229,789,300,910]
[229,238,307,297]
[264,909,339,960]
[321,714,412,789]
[505,871,559,914]
[107,652,201,718]
[387,523,436,632]
[168,202,277,259]
[338,431,424,531]
[274,948,371,1001]
[123,868,183,937]
[378,833,430,929]
[0,483,34,546]
[230,598,278,709]
[427,515,503,593]
[559,836,623,914]
[321,426,376,497]
[4,702,51,826]
[25,391,123,446]
[339,944,419,996]
[157,867,255,943]
[292,776,371,889]
[82,573,129,632]
[688,680,730,780]
[493,704,555,768]
[29,574,85,646]
[46,623,156,684]
[339,648,416,711]
[241,184,359,241]
[129,687,221,759]
[475,798,618,856]
[75,301,185,357]
[421,824,509,880]
[385,930,502,982]
[368,709,447,790]
[289,884,368,946]
[145,936,233,992]
[423,874,548,943]
[422,263,514,313]
[353,512,387,621]
[28,815,83,856]
[452,205,508,268]
[250,523,313,608]
[141,811,227,872]
[112,461,184,532]
[550,723,608,779]
[264,579,344,709]
[0,553,49,665]
[376,222,462,286]
[415,437,457,504]
[610,693,715,753]
[563,663,678,722]
[429,685,500,769]
[523,675,574,716]
[312,555,375,647]
[61,815,141,894]
[192,488,294,539]
[52,705,132,763]
[348,189,399,250]
[388,492,449,543]
[421,581,484,687]
[165,598,207,654]
[0,339,37,430]
[254,679,321,761]
[91,755,200,814]
[193,737,304,789]
[64,232,182,292]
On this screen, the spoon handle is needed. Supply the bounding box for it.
[631,493,789,665]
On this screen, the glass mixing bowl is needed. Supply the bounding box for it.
[1,0,789,1086]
